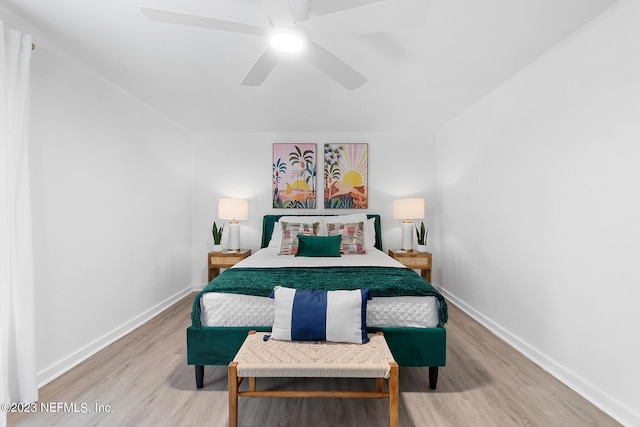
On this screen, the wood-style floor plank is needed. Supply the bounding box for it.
[8,293,620,426]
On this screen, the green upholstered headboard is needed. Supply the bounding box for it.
[261,214,383,251]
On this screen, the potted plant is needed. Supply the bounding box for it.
[415,221,429,252]
[211,222,223,252]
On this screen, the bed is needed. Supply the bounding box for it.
[187,214,448,389]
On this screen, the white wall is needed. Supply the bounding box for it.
[28,42,192,384]
[436,2,640,425]
[191,132,437,285]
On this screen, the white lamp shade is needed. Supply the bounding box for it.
[393,198,425,220]
[218,198,249,221]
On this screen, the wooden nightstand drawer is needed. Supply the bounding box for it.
[398,255,430,268]
[209,254,242,267]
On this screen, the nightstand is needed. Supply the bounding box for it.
[207,249,251,282]
[388,249,432,282]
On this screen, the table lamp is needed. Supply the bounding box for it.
[393,198,424,251]
[218,198,249,251]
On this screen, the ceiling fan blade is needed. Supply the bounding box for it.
[241,47,281,86]
[140,7,268,36]
[305,41,366,90]
[299,0,426,37]
[262,0,294,26]
[290,0,311,23]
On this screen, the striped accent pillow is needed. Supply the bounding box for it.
[279,221,320,255]
[326,221,366,254]
[270,286,371,344]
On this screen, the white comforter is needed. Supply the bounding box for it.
[231,247,406,268]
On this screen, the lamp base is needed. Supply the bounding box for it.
[401,221,413,251]
[228,221,240,251]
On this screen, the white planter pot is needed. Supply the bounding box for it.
[416,244,428,253]
[212,244,223,252]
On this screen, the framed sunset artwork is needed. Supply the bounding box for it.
[272,143,317,209]
[323,143,368,209]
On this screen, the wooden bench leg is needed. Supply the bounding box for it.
[389,362,399,427]
[228,362,239,427]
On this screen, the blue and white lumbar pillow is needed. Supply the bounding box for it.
[270,286,371,344]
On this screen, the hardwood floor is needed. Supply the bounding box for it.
[8,294,620,427]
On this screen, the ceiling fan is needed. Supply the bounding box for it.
[140,0,426,90]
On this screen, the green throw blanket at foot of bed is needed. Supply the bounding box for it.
[191,266,448,329]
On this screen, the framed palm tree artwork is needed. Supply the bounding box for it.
[323,143,368,209]
[272,143,317,208]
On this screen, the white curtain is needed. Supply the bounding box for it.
[0,20,37,427]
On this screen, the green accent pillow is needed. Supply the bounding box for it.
[295,235,342,257]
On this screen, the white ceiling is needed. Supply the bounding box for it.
[2,0,618,133]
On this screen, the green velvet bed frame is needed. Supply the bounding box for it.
[187,214,446,389]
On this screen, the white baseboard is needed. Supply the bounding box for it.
[437,286,639,427]
[37,286,197,388]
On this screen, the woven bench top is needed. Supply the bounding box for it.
[233,333,396,379]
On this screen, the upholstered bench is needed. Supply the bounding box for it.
[228,331,399,427]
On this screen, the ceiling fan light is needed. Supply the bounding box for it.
[270,29,304,53]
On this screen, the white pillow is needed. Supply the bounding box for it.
[270,286,371,344]
[266,222,280,248]
[366,217,376,250]
[322,214,376,250]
